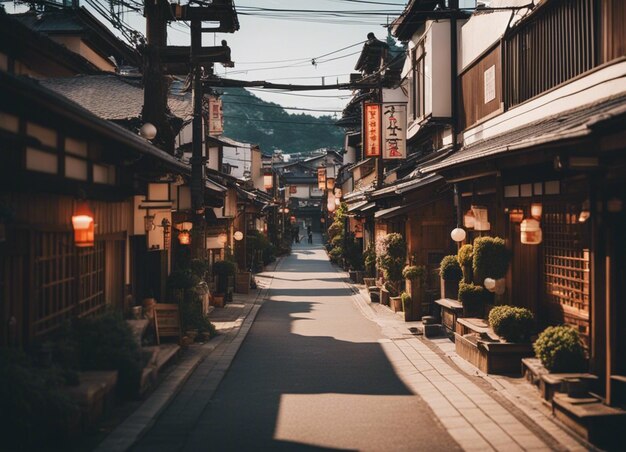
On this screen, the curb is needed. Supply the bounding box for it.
[94,259,280,452]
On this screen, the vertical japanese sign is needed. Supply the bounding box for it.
[317,168,326,190]
[363,103,381,158]
[204,95,223,136]
[382,103,406,159]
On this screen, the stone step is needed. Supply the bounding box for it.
[139,344,181,395]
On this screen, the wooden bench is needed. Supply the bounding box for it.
[435,298,463,336]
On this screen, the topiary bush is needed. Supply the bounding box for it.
[439,255,463,281]
[376,233,407,294]
[402,265,426,281]
[328,246,343,264]
[473,236,510,284]
[0,348,80,450]
[533,325,587,372]
[73,311,143,398]
[457,244,473,283]
[458,282,490,316]
[364,245,376,275]
[488,305,534,342]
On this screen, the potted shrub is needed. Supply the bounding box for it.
[457,244,473,284]
[375,233,407,300]
[400,292,411,315]
[488,305,534,342]
[380,282,392,306]
[458,282,490,317]
[403,265,426,321]
[439,255,462,299]
[363,245,377,278]
[473,236,510,292]
[533,325,587,372]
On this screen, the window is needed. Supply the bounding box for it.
[26,147,57,174]
[412,43,426,120]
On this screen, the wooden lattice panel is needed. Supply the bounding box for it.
[543,207,590,344]
[77,242,105,318]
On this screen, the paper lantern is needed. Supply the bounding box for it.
[72,201,94,247]
[326,177,335,190]
[450,227,466,242]
[530,203,542,219]
[218,233,228,245]
[484,278,496,292]
[139,122,157,140]
[508,208,524,223]
[263,173,273,190]
[234,231,244,241]
[521,218,542,245]
[463,209,475,229]
[178,231,191,245]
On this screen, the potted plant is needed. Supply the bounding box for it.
[458,282,490,317]
[457,244,473,284]
[473,236,510,294]
[363,245,376,278]
[380,282,392,306]
[376,233,407,303]
[488,305,534,342]
[533,325,587,372]
[403,265,426,321]
[400,292,412,314]
[439,255,462,299]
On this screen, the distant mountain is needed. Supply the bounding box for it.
[221,88,344,154]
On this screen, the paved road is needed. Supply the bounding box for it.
[134,239,461,451]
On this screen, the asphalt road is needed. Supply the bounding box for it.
[134,239,461,451]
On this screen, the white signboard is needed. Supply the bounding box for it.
[484,65,496,104]
[382,103,407,160]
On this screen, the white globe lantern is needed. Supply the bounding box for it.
[139,122,157,140]
[484,278,496,292]
[450,227,466,242]
[233,231,244,241]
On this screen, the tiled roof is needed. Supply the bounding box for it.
[423,93,626,173]
[40,75,192,122]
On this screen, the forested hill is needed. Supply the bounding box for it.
[221,88,344,154]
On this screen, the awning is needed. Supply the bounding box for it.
[422,92,626,173]
[370,173,443,198]
[206,178,227,193]
[374,204,405,219]
[347,200,370,212]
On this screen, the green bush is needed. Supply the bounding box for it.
[458,282,490,314]
[457,244,473,266]
[402,265,426,281]
[473,236,510,283]
[439,255,463,281]
[0,348,80,450]
[180,292,216,337]
[167,269,200,291]
[400,291,411,308]
[328,246,343,264]
[189,258,209,278]
[212,260,237,293]
[73,311,143,399]
[375,233,407,283]
[488,305,534,342]
[533,326,587,372]
[364,245,376,273]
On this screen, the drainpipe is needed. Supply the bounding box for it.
[450,0,459,153]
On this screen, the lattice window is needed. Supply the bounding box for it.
[33,232,76,338]
[77,242,105,318]
[543,205,590,344]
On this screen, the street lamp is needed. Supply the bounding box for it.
[139,122,157,140]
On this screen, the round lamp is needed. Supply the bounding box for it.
[139,123,157,140]
[72,201,95,247]
[484,278,496,292]
[450,227,466,242]
[234,231,244,241]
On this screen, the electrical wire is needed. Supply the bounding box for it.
[223,115,338,125]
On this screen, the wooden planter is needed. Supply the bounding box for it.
[390,296,403,312]
[235,272,251,294]
[211,294,225,308]
[440,277,460,300]
[405,279,423,321]
[380,288,390,306]
[455,334,534,375]
[363,277,377,287]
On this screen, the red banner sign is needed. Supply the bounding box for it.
[363,103,381,158]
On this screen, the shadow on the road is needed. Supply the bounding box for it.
[177,299,418,451]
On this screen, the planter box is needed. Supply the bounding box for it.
[235,272,251,294]
[390,296,403,312]
[440,277,459,300]
[455,333,533,375]
[405,279,423,321]
[435,298,463,335]
[380,288,390,306]
[211,294,225,308]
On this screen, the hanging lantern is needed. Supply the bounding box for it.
[178,230,191,245]
[450,227,466,242]
[463,209,475,229]
[263,172,273,190]
[530,202,542,219]
[234,231,244,241]
[508,208,524,223]
[578,199,590,223]
[484,278,496,292]
[72,201,95,247]
[218,233,228,245]
[139,122,157,140]
[521,218,542,245]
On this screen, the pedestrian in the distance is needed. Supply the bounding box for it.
[308,230,313,244]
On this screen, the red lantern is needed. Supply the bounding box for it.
[72,201,94,247]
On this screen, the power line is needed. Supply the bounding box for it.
[224,115,338,125]
[223,101,342,113]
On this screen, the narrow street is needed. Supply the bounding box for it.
[133,238,461,451]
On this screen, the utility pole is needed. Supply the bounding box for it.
[142,0,175,153]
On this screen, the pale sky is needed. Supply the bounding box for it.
[128,0,409,117]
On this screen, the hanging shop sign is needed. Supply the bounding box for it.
[382,103,407,159]
[317,167,327,190]
[204,95,223,136]
[363,103,381,158]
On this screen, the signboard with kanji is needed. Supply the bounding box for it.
[363,103,381,158]
[204,95,223,136]
[317,168,326,190]
[382,103,407,160]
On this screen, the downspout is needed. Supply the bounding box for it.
[450,0,459,154]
